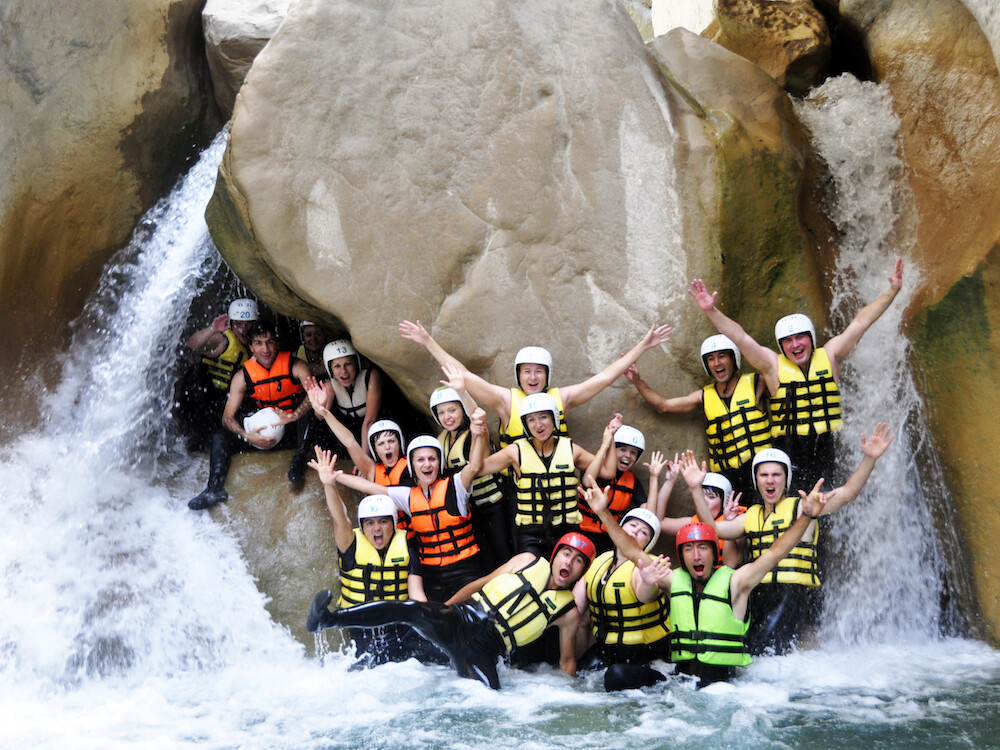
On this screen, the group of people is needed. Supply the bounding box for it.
[180,258,904,691]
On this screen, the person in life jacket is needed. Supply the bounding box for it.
[573,498,673,692]
[177,298,257,450]
[295,321,329,381]
[689,256,903,491]
[430,384,512,571]
[653,465,746,570]
[683,423,894,655]
[625,333,770,498]
[398,318,672,451]
[479,392,616,557]
[578,414,655,554]
[188,321,314,510]
[307,532,595,689]
[321,365,489,602]
[307,447,445,667]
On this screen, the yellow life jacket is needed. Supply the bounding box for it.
[770,347,843,438]
[585,551,670,646]
[438,428,504,508]
[201,329,249,392]
[669,566,752,667]
[744,496,820,587]
[337,529,409,606]
[500,387,568,448]
[514,436,581,528]
[472,556,576,652]
[702,373,772,471]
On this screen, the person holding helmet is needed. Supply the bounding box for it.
[322,369,490,602]
[399,318,672,450]
[579,414,656,554]
[307,532,595,689]
[626,332,771,497]
[682,423,894,654]
[479,393,616,557]
[178,298,258,450]
[574,492,673,691]
[307,447,442,666]
[689,256,903,491]
[430,379,511,570]
[295,321,329,380]
[188,320,314,509]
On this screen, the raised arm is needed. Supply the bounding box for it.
[580,480,652,567]
[400,319,510,415]
[308,448,356,553]
[187,313,230,357]
[681,450,745,540]
[273,359,319,427]
[334,471,389,497]
[689,279,780,391]
[824,257,904,369]
[559,324,672,411]
[583,413,622,487]
[816,423,894,516]
[305,376,375,477]
[458,408,488,490]
[632,555,672,604]
[479,444,519,477]
[626,363,702,415]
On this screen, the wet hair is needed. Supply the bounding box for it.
[248,320,278,342]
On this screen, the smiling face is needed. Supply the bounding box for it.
[250,331,278,369]
[517,363,549,394]
[328,355,358,388]
[411,447,440,487]
[374,432,400,468]
[755,462,788,505]
[681,540,716,583]
[361,516,394,551]
[779,332,814,367]
[524,411,555,441]
[434,401,465,433]
[704,350,736,384]
[301,325,324,354]
[549,546,589,589]
[615,444,640,473]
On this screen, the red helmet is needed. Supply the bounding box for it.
[676,522,719,552]
[551,532,596,566]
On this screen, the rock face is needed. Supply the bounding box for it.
[203,0,291,116]
[0,0,217,411]
[704,0,832,96]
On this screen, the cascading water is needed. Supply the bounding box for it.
[794,76,978,643]
[3,85,1000,750]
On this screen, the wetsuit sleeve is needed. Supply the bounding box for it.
[386,485,412,517]
[339,536,359,571]
[407,538,424,576]
[445,475,471,517]
[631,477,647,508]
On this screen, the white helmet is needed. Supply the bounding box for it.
[514,346,553,389]
[406,435,443,480]
[357,495,398,530]
[700,334,741,376]
[324,339,359,377]
[613,425,645,460]
[299,320,318,329]
[429,386,467,425]
[228,298,259,322]
[774,313,816,351]
[519,392,560,434]
[751,448,792,495]
[621,507,661,552]
[242,407,285,449]
[366,419,405,458]
[702,472,733,500]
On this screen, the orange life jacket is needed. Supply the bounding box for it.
[407,479,479,567]
[579,471,636,534]
[242,352,303,413]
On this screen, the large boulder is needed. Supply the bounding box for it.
[203,0,291,116]
[0,0,217,414]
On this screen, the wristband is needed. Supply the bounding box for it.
[803,511,820,520]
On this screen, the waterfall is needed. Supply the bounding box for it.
[794,75,977,643]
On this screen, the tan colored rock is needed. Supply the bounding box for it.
[704,0,831,96]
[203,0,291,116]
[0,0,215,413]
[620,0,654,40]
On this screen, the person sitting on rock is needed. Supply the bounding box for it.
[306,532,594,690]
[626,333,770,497]
[398,318,672,451]
[188,320,314,509]
[682,423,894,655]
[688,257,903,491]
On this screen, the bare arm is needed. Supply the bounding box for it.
[689,279,780,392]
[308,447,356,553]
[273,359,324,427]
[582,414,622,487]
[187,313,230,357]
[305,377,375,476]
[358,367,383,458]
[458,408,488,490]
[479,444,518,477]
[221,371,274,449]
[334,472,389,497]
[824,257,903,370]
[626,364,702,414]
[580,480,652,567]
[407,574,427,602]
[445,552,537,604]
[817,423,894,516]
[560,324,672,411]
[554,606,581,677]
[651,453,680,518]
[632,555,672,604]
[681,450,745,540]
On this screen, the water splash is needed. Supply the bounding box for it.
[794,75,976,643]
